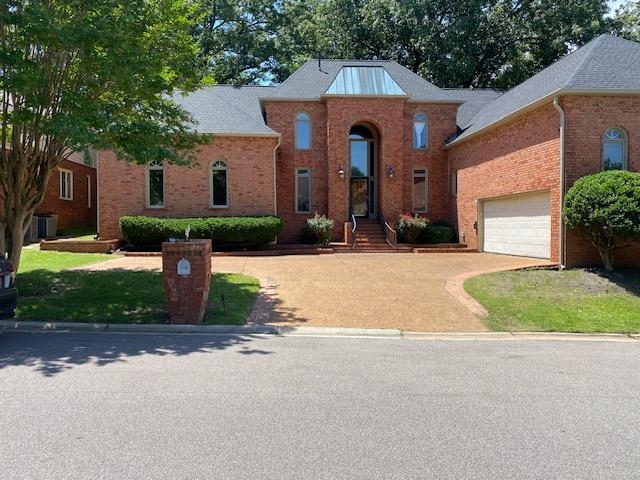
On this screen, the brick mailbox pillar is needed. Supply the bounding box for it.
[161,239,212,324]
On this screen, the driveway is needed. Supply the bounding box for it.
[84,253,548,331]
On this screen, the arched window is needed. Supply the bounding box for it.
[295,112,311,150]
[413,113,427,150]
[146,160,164,207]
[602,128,627,170]
[211,160,229,207]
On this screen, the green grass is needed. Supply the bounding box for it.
[465,268,640,333]
[19,249,109,273]
[15,250,259,325]
[56,226,97,240]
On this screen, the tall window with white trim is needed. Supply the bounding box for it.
[211,160,229,207]
[602,127,627,170]
[295,168,311,213]
[295,112,311,150]
[146,160,164,207]
[59,169,73,200]
[413,113,428,150]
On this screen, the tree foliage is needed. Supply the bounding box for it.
[563,171,640,271]
[1,0,208,270]
[200,0,612,88]
[614,0,640,43]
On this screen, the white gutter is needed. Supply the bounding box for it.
[553,96,566,271]
[272,134,281,216]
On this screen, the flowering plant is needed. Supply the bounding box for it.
[307,213,334,246]
[397,214,429,243]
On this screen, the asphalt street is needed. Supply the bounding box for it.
[1,331,639,479]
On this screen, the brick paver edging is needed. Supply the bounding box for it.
[445,263,557,317]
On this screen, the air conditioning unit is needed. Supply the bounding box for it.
[37,215,58,239]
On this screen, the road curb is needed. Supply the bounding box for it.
[1,320,638,342]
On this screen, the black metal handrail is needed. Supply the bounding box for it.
[351,214,357,249]
[383,218,398,252]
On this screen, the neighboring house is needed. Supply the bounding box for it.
[97,34,639,267]
[34,150,97,236]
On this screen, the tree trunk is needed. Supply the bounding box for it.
[598,247,615,272]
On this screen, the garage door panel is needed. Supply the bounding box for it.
[483,192,550,259]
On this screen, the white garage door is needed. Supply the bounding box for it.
[483,191,551,259]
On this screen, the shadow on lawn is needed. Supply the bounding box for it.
[16,269,256,325]
[593,268,640,297]
[0,331,271,377]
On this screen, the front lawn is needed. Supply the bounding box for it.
[465,268,640,333]
[15,250,259,325]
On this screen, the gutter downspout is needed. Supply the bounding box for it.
[272,135,281,216]
[553,96,566,271]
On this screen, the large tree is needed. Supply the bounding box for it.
[1,0,208,270]
[264,0,611,88]
[614,0,640,42]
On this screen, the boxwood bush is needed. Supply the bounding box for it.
[119,215,283,247]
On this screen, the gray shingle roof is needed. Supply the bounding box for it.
[450,35,640,145]
[267,60,459,103]
[443,89,503,129]
[172,86,278,135]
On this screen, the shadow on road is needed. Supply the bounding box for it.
[0,331,271,377]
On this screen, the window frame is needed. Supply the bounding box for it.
[412,168,428,213]
[87,175,92,208]
[412,113,428,150]
[59,169,73,201]
[210,159,229,208]
[295,112,312,150]
[451,169,458,197]
[602,127,628,171]
[295,167,312,213]
[146,160,165,208]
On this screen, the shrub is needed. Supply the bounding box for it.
[396,214,428,244]
[119,215,283,247]
[563,170,640,271]
[421,226,455,244]
[306,213,334,246]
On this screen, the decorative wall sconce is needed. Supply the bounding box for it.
[338,165,345,180]
[386,165,395,178]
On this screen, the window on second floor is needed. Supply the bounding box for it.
[295,112,311,150]
[413,113,427,150]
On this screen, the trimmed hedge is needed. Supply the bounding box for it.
[398,225,455,244]
[119,215,283,247]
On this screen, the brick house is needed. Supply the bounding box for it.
[98,34,640,267]
[33,150,97,236]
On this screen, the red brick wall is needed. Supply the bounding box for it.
[263,98,458,242]
[264,101,329,242]
[448,103,562,262]
[562,95,640,267]
[98,136,278,240]
[402,103,459,222]
[35,157,97,230]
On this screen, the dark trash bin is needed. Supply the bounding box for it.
[0,258,17,318]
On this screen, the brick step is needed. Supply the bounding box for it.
[355,236,387,242]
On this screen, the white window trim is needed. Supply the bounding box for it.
[412,168,428,213]
[146,161,165,208]
[295,112,312,151]
[413,113,428,151]
[87,175,92,208]
[295,167,312,213]
[210,160,229,208]
[59,169,73,200]
[602,127,628,171]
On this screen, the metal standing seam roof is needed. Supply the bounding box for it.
[449,34,640,145]
[266,59,460,103]
[172,85,278,136]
